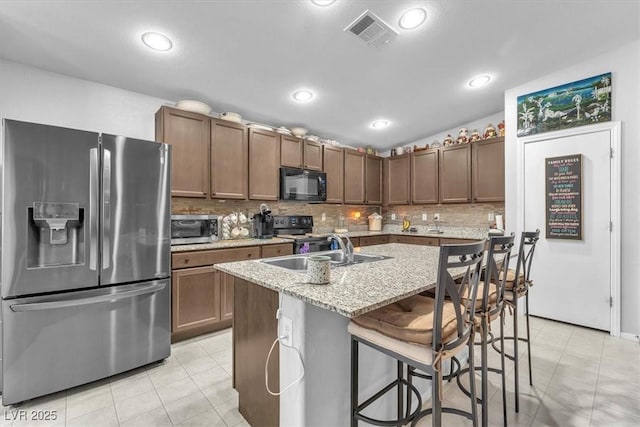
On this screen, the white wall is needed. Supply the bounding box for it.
[504,39,640,336]
[0,59,170,140]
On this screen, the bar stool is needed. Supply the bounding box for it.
[456,234,515,427]
[349,241,485,427]
[491,230,540,413]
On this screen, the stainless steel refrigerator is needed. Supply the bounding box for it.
[1,119,171,405]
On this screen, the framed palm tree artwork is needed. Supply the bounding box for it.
[517,73,612,137]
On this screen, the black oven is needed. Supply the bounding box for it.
[280,167,327,202]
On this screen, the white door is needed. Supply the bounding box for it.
[523,129,612,331]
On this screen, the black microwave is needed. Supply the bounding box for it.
[280,167,327,202]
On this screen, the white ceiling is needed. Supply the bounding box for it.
[1,0,638,149]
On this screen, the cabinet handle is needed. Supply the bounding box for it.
[184,258,190,263]
[247,253,253,258]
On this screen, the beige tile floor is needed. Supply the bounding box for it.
[1,329,247,427]
[2,314,639,426]
[415,315,640,427]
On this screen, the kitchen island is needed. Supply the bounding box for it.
[216,242,479,426]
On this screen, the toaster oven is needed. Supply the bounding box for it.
[171,214,220,245]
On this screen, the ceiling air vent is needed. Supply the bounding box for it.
[344,10,398,47]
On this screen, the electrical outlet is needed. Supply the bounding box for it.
[434,213,440,221]
[422,213,427,221]
[391,213,396,221]
[280,316,293,346]
[321,213,326,222]
[488,212,495,221]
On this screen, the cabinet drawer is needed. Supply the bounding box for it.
[261,243,294,259]
[389,235,439,246]
[359,235,390,247]
[172,246,261,269]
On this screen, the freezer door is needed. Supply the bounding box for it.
[99,134,170,285]
[1,120,100,298]
[2,279,170,405]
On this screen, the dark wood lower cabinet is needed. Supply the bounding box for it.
[389,235,439,246]
[233,277,279,427]
[171,266,223,342]
[359,235,390,246]
[170,246,260,342]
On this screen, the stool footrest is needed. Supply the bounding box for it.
[354,378,422,427]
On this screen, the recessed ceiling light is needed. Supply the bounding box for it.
[311,0,336,6]
[468,74,492,88]
[292,90,314,102]
[399,8,427,30]
[371,120,390,129]
[141,32,173,51]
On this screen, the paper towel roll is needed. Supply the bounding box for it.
[495,214,504,230]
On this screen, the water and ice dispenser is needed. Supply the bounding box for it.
[27,202,85,268]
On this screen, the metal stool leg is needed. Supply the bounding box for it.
[397,361,404,421]
[432,368,442,427]
[500,311,508,426]
[481,318,489,427]
[351,337,358,427]
[513,301,520,413]
[525,294,533,386]
[468,334,478,427]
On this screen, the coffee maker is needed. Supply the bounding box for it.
[253,203,274,239]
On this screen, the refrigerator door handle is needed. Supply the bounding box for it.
[102,148,111,270]
[9,282,166,312]
[89,148,99,271]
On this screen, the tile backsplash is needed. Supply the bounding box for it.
[172,198,505,231]
[382,202,505,229]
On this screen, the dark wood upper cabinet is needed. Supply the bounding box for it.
[439,144,472,203]
[249,128,280,200]
[386,155,411,205]
[472,137,505,202]
[344,150,366,204]
[280,136,303,168]
[303,141,323,171]
[365,155,383,205]
[155,106,210,198]
[211,119,248,199]
[411,149,439,204]
[323,146,344,204]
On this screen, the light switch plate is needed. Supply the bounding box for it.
[488,212,495,221]
[422,213,427,221]
[434,213,440,221]
[391,213,396,220]
[321,213,326,222]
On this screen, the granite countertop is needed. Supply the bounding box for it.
[323,226,492,241]
[171,237,293,252]
[216,243,452,318]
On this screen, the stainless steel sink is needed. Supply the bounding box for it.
[261,251,393,271]
[261,256,310,271]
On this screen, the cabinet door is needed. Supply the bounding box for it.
[472,137,505,202]
[323,146,344,203]
[439,144,471,203]
[211,119,248,199]
[303,141,323,171]
[386,155,411,205]
[344,150,366,204]
[249,128,280,200]
[365,155,383,205]
[155,106,210,198]
[411,150,439,204]
[220,272,234,322]
[280,136,302,168]
[171,266,220,334]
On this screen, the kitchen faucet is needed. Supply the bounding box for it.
[328,234,354,264]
